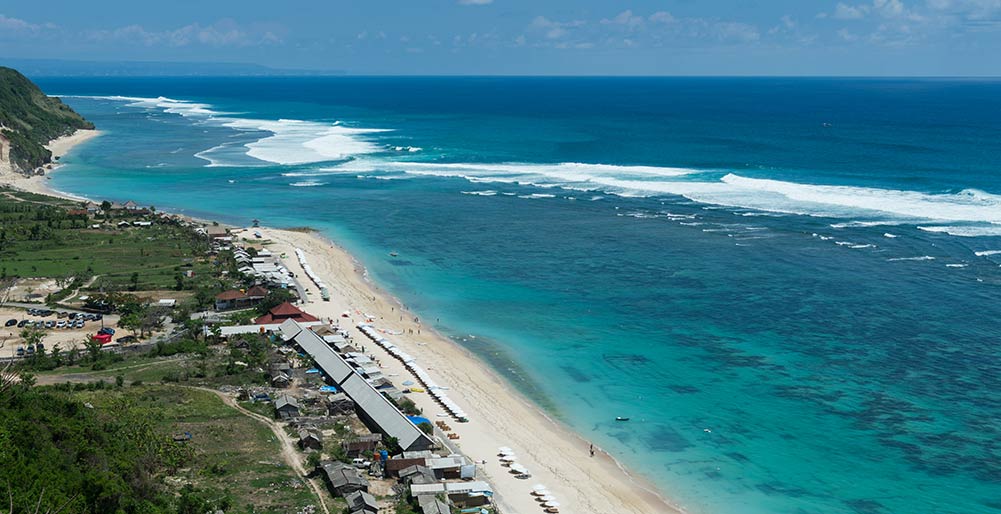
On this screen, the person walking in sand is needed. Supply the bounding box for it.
[590,443,595,457]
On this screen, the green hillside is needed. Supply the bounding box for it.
[0,66,93,172]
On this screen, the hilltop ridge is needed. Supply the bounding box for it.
[0,66,94,174]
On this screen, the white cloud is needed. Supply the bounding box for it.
[834,2,869,19]
[649,11,676,24]
[601,10,646,30]
[87,19,279,47]
[530,16,585,40]
[0,13,54,34]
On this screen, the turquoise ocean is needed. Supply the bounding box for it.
[35,77,1001,514]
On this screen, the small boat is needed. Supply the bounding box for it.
[615,416,630,422]
[389,251,398,257]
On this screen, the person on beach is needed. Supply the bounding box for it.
[590,443,595,457]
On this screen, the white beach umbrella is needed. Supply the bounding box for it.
[531,484,547,491]
[544,501,561,508]
[499,455,517,462]
[510,464,528,474]
[499,447,513,454]
[538,495,557,502]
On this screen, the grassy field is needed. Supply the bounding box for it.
[72,385,322,513]
[0,187,214,290]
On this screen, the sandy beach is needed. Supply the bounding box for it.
[0,126,683,513]
[250,226,684,514]
[0,129,100,197]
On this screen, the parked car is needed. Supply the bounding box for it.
[98,327,116,335]
[25,345,35,355]
[15,347,25,357]
[5,319,16,327]
[44,321,55,329]
[56,321,66,329]
[17,320,28,328]
[351,458,371,469]
[57,312,68,319]
[37,343,44,352]
[75,321,85,329]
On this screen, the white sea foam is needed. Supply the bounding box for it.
[884,233,898,238]
[222,118,388,165]
[888,256,936,261]
[68,95,389,166]
[518,193,556,199]
[945,263,969,268]
[918,225,1001,237]
[974,250,1001,257]
[353,161,1001,230]
[461,190,498,196]
[289,181,327,187]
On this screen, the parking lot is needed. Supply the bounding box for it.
[0,306,120,359]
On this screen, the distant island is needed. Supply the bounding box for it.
[0,66,94,174]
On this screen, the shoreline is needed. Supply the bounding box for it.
[251,226,685,514]
[0,127,686,513]
[0,129,101,199]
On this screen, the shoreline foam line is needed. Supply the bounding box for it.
[255,226,683,514]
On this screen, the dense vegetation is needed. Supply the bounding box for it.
[0,381,192,513]
[0,66,93,171]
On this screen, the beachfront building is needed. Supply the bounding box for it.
[319,461,369,496]
[279,319,435,452]
[255,302,319,325]
[410,481,493,509]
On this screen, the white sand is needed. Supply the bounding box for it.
[0,129,100,198]
[249,227,684,514]
[0,128,684,513]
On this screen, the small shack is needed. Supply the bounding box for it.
[319,461,369,496]
[343,433,382,458]
[327,393,355,416]
[298,429,322,451]
[398,464,436,486]
[274,394,300,419]
[344,490,378,514]
[417,496,452,514]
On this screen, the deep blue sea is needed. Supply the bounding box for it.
[36,77,1001,514]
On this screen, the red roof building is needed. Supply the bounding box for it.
[215,286,270,311]
[255,302,319,325]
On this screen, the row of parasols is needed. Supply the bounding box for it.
[356,322,469,422]
[294,248,328,293]
[517,460,562,513]
[498,447,534,482]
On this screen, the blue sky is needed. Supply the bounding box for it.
[1,0,1000,75]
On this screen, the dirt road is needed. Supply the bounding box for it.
[187,386,331,514]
